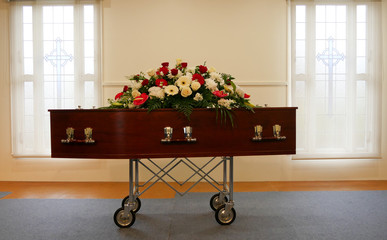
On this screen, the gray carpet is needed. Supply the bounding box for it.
[0,192,10,199]
[0,191,386,240]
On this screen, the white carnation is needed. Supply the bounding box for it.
[205,78,218,92]
[148,86,165,99]
[210,72,222,83]
[130,81,142,90]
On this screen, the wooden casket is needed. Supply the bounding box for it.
[49,107,297,159]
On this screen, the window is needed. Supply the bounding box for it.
[290,0,382,159]
[10,0,101,156]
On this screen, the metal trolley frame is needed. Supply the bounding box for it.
[113,156,236,228]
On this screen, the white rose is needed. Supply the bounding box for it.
[176,58,182,65]
[131,81,142,90]
[193,93,203,101]
[180,86,192,98]
[208,66,216,73]
[191,81,201,91]
[165,85,179,96]
[176,76,191,89]
[132,89,141,98]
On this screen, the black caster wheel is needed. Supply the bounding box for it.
[113,207,136,228]
[121,196,141,213]
[210,193,228,211]
[215,205,236,225]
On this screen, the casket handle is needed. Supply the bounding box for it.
[61,127,96,144]
[252,124,286,142]
[161,126,197,143]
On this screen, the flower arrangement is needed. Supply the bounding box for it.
[106,59,255,123]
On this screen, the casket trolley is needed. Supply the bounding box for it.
[49,107,296,228]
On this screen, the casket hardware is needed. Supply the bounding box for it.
[161,126,197,143]
[60,127,95,144]
[252,124,287,142]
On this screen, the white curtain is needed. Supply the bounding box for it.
[290,0,382,159]
[10,0,101,157]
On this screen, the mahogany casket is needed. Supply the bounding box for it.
[49,107,297,159]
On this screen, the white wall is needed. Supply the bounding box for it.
[0,0,386,182]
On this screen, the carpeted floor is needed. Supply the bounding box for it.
[0,191,386,240]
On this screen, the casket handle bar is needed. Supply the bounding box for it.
[252,124,286,142]
[61,127,95,144]
[161,126,197,143]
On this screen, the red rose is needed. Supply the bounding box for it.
[244,93,250,98]
[192,73,205,85]
[133,93,149,106]
[141,79,149,86]
[225,79,232,85]
[171,68,178,76]
[115,92,123,100]
[199,65,208,74]
[159,66,169,75]
[123,85,129,92]
[161,62,169,67]
[156,78,168,87]
[181,62,188,68]
[213,90,228,98]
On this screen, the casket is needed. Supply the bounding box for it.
[49,107,296,159]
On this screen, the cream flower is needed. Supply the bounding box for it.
[193,93,203,101]
[236,87,245,98]
[187,67,196,74]
[191,81,201,91]
[210,72,222,83]
[218,99,235,109]
[131,89,141,98]
[148,86,165,99]
[165,85,179,96]
[130,81,142,90]
[147,69,156,77]
[176,58,182,65]
[176,76,191,89]
[205,78,218,92]
[208,66,216,73]
[180,86,192,98]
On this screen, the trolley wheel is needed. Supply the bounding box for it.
[113,207,136,228]
[121,196,142,213]
[210,193,228,211]
[215,205,236,225]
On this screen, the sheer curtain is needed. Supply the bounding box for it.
[290,0,382,159]
[10,0,101,157]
